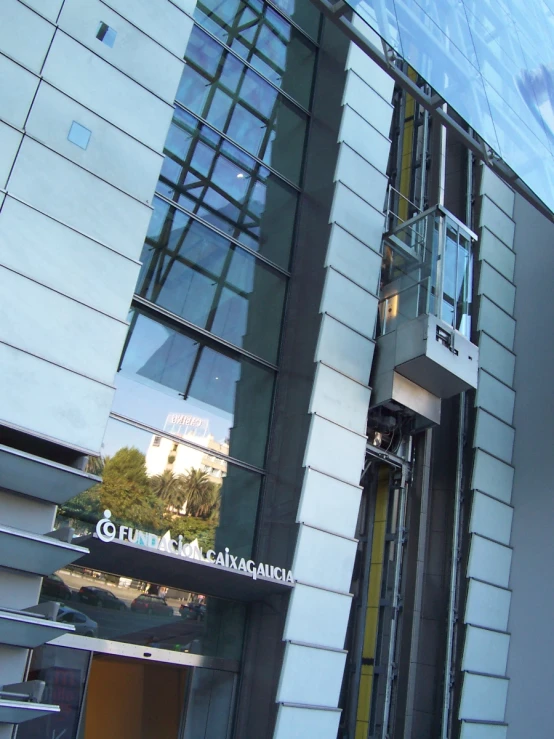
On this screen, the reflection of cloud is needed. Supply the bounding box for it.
[517,65,554,143]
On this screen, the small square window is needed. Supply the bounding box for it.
[67,121,91,150]
[96,22,117,47]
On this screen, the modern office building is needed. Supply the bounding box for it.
[0,0,553,737]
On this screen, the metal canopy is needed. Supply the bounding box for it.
[0,524,89,576]
[0,607,74,649]
[0,444,100,505]
[0,699,59,725]
[74,536,293,602]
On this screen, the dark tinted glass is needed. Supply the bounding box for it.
[156,107,298,268]
[178,25,307,184]
[138,199,286,363]
[271,0,321,41]
[195,0,316,108]
[114,311,274,468]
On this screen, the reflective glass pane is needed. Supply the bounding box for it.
[270,0,321,40]
[179,25,308,184]
[138,199,286,362]
[114,310,275,468]
[195,0,316,108]
[157,107,298,269]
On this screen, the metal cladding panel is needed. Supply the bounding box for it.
[26,83,164,203]
[475,370,515,426]
[477,297,516,351]
[345,40,395,102]
[283,584,352,650]
[0,0,55,73]
[339,105,390,175]
[276,642,347,706]
[42,32,173,152]
[320,267,378,340]
[471,450,514,505]
[0,123,22,190]
[309,363,371,436]
[8,138,153,260]
[326,223,382,295]
[480,167,515,218]
[0,490,55,535]
[465,580,511,632]
[0,342,113,453]
[334,143,389,209]
[274,705,341,739]
[470,492,513,547]
[102,0,196,57]
[0,570,42,611]
[479,228,516,282]
[478,263,516,315]
[467,535,512,589]
[22,0,64,21]
[58,0,185,103]
[315,314,375,385]
[459,673,509,722]
[462,625,510,676]
[303,414,366,487]
[478,333,515,388]
[330,182,387,251]
[297,467,362,539]
[342,71,393,136]
[479,197,515,248]
[0,267,127,386]
[292,524,358,594]
[0,54,40,129]
[0,198,140,320]
[460,722,507,739]
[474,411,515,465]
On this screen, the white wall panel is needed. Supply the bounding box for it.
[330,182,387,252]
[0,54,40,128]
[460,722,507,739]
[480,228,515,282]
[42,32,173,152]
[103,0,195,57]
[297,467,362,539]
[477,296,516,351]
[283,583,352,649]
[480,166,515,218]
[8,138,152,259]
[303,414,366,486]
[274,705,341,739]
[326,223,382,294]
[465,580,511,632]
[462,625,510,675]
[0,491,55,535]
[315,314,375,385]
[480,196,515,248]
[58,0,185,103]
[26,83,164,202]
[276,642,346,706]
[0,570,41,610]
[342,71,393,137]
[475,370,515,425]
[0,0,55,73]
[339,105,390,175]
[0,342,113,452]
[0,198,139,320]
[470,492,513,546]
[459,673,509,722]
[309,363,370,435]
[478,333,515,387]
[478,263,515,315]
[320,267,378,339]
[345,43,395,102]
[22,0,63,21]
[474,410,515,465]
[0,123,22,189]
[467,535,512,589]
[0,267,127,385]
[471,450,514,505]
[334,144,388,210]
[292,524,357,593]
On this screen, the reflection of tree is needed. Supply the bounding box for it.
[150,470,188,511]
[182,469,219,518]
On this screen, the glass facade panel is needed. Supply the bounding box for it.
[183,668,236,739]
[138,198,287,362]
[270,0,321,40]
[157,107,298,269]
[178,25,308,184]
[114,310,275,468]
[194,0,316,108]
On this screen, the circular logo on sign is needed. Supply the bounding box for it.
[96,509,116,542]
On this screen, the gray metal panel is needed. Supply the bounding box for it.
[479,197,515,249]
[325,223,382,294]
[329,182,387,252]
[475,370,515,426]
[460,722,507,739]
[334,143,388,210]
[0,699,59,725]
[478,333,516,388]
[345,40,395,102]
[0,524,88,576]
[0,53,39,129]
[303,414,367,486]
[283,584,352,650]
[467,535,512,589]
[274,704,341,739]
[309,363,370,436]
[465,579,511,632]
[477,297,516,351]
[0,608,73,649]
[480,166,515,219]
[462,625,510,676]
[0,123,22,191]
[297,467,362,539]
[342,70,393,137]
[0,0,55,73]
[276,641,346,706]
[339,104,391,175]
[320,267,378,340]
[459,673,509,722]
[315,314,375,385]
[479,228,516,282]
[470,492,513,547]
[471,450,514,505]
[478,263,516,315]
[292,523,358,593]
[474,411,515,465]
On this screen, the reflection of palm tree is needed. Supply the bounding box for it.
[86,455,106,476]
[183,469,219,518]
[150,470,187,511]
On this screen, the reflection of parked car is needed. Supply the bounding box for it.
[42,573,72,601]
[131,594,174,617]
[57,606,98,637]
[179,602,206,621]
[78,587,127,611]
